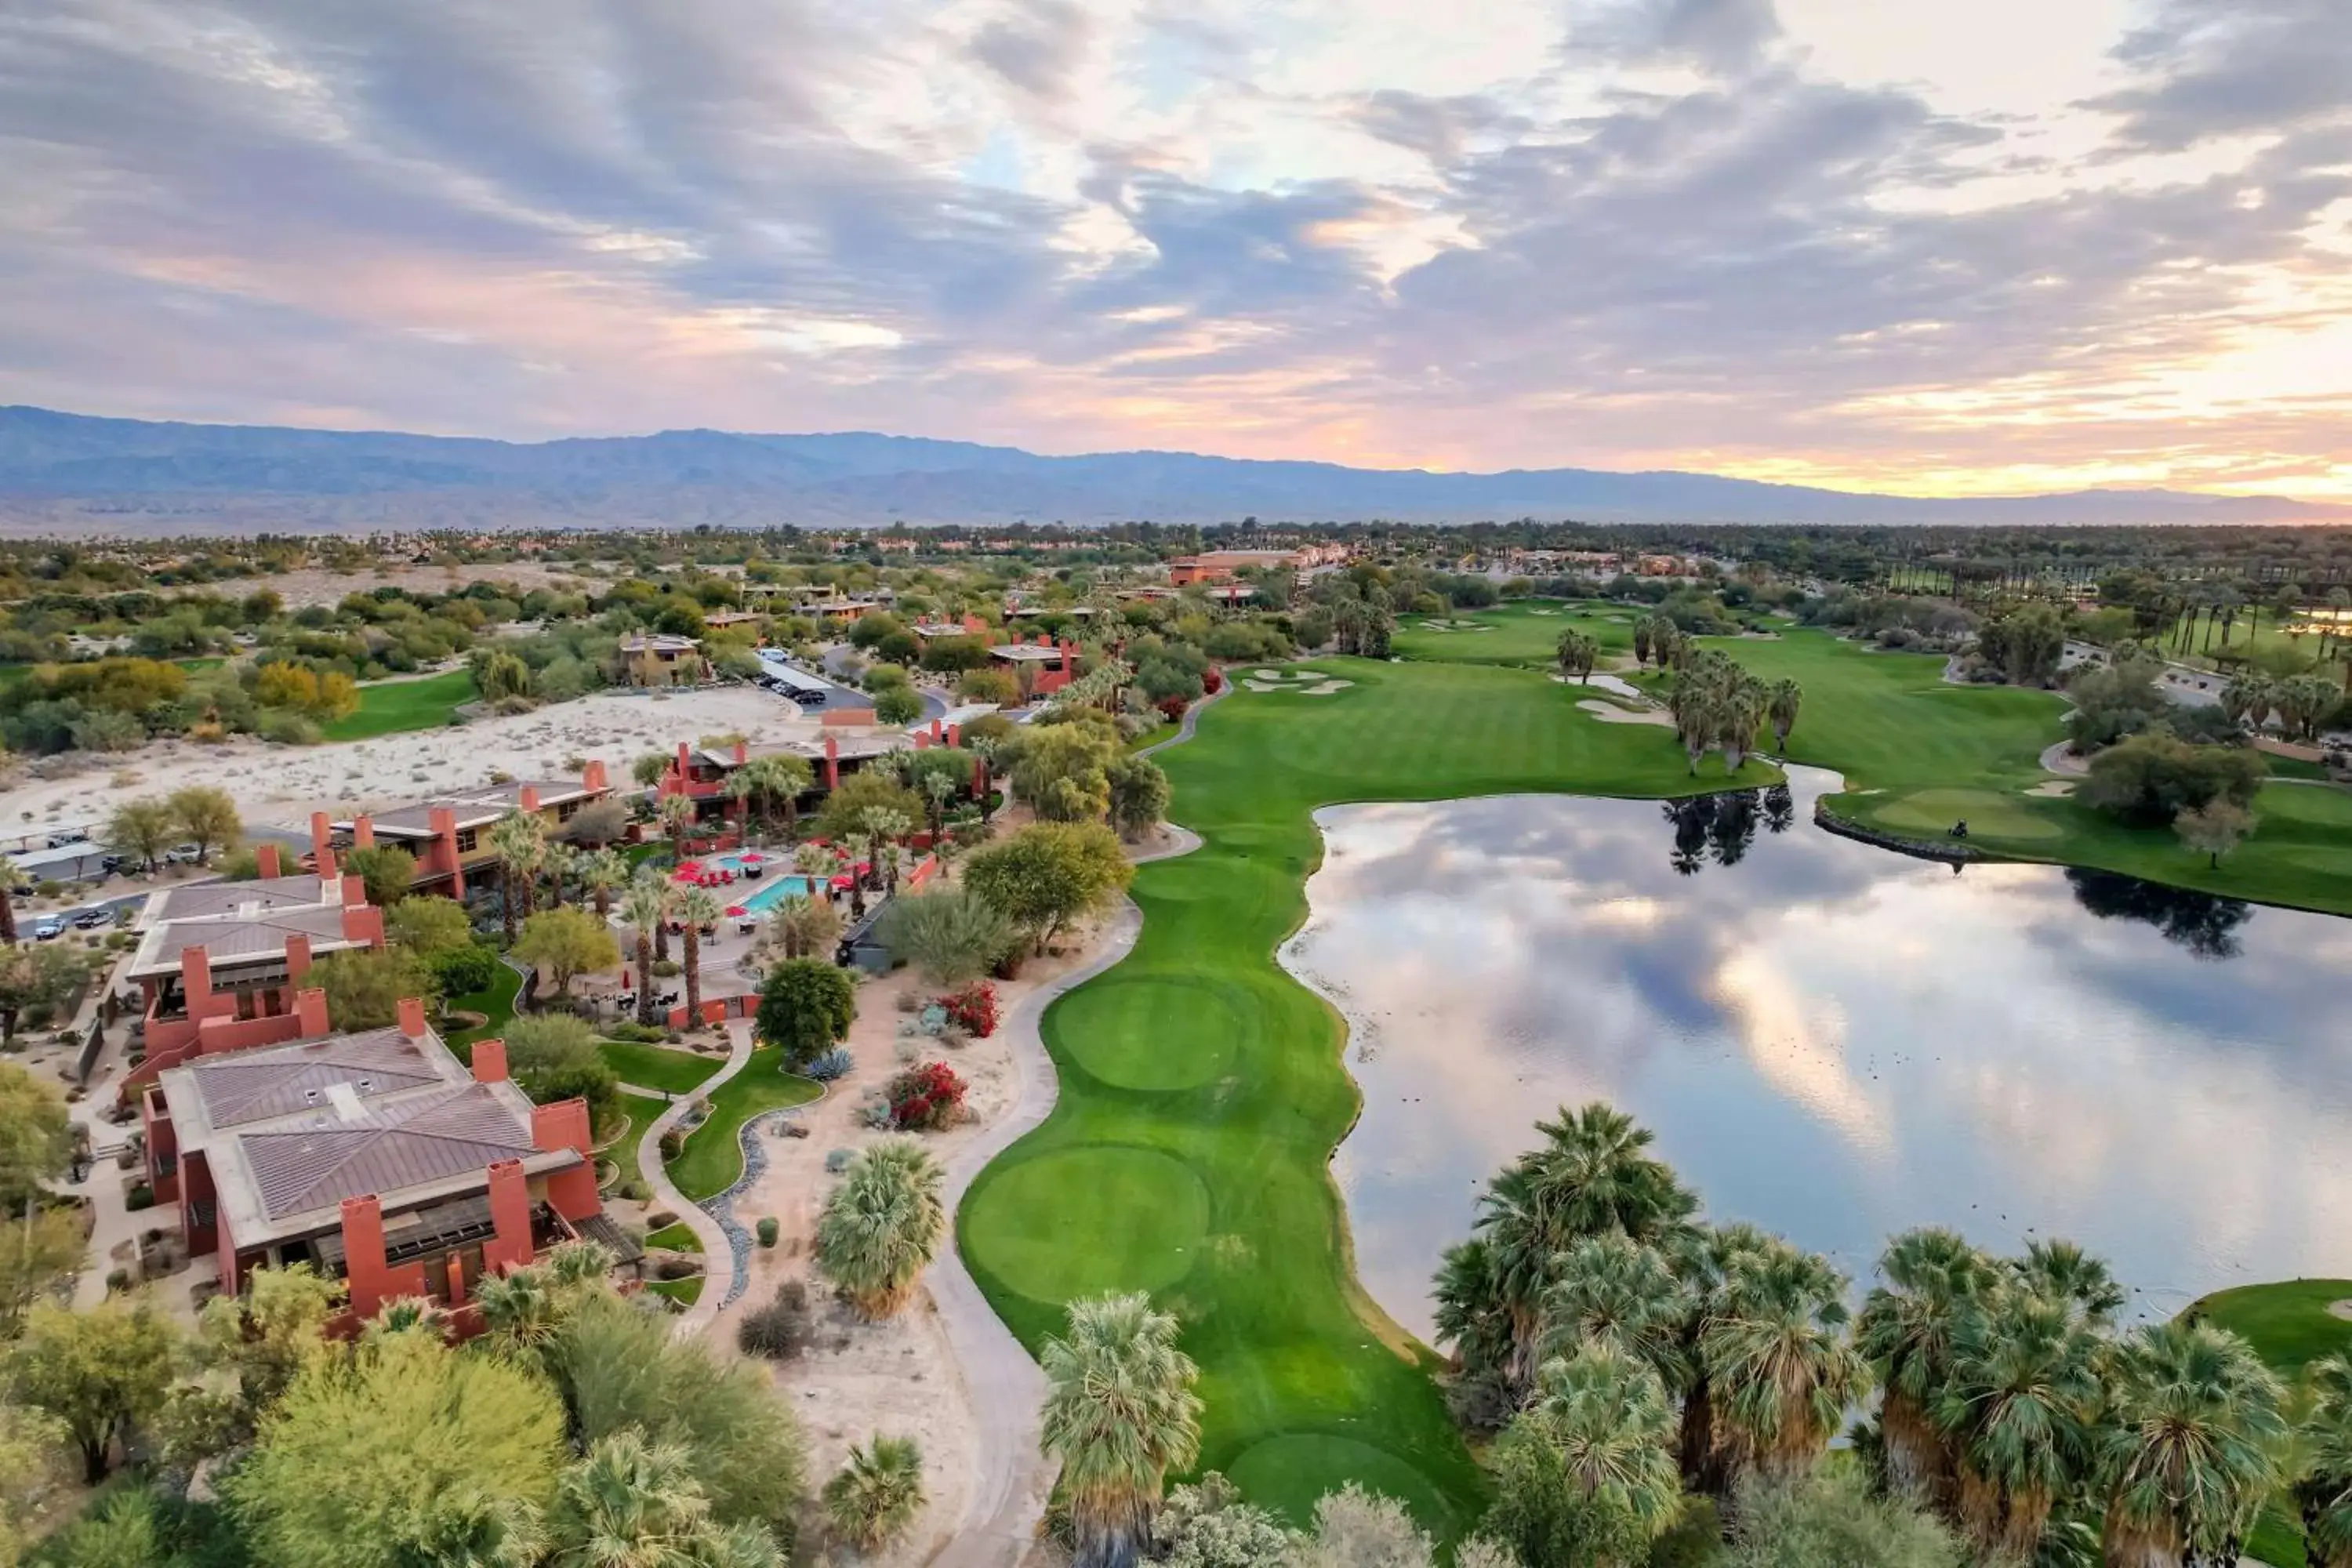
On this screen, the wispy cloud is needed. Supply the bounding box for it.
[0,0,2345,495]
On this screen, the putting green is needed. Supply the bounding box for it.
[1226,1434,1470,1535]
[1871,789,2063,841]
[963,1145,1211,1304]
[1056,977,1242,1091]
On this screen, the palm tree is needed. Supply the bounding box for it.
[658,791,698,862]
[1766,677,1802,753]
[1473,1103,1697,1395]
[1556,629,1600,683]
[1513,1345,1683,1566]
[672,885,721,1022]
[1039,1291,1203,1568]
[1720,674,1769,773]
[2013,1238,2125,1333]
[551,1428,760,1568]
[1537,1232,1686,1378]
[474,1265,560,1354]
[1936,1285,2102,1561]
[815,1140,946,1319]
[2097,1319,2287,1568]
[360,1295,452,1350]
[1857,1227,2000,1508]
[741,753,813,839]
[2296,1354,2352,1568]
[539,840,578,911]
[821,1435,926,1551]
[620,873,668,1028]
[724,768,759,837]
[1701,1240,1866,1491]
[792,840,836,894]
[771,893,840,964]
[920,769,960,841]
[488,810,548,946]
[577,848,629,919]
[858,807,913,901]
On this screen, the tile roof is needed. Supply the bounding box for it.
[241,1084,539,1220]
[143,875,328,924]
[189,1025,445,1127]
[350,779,599,837]
[132,902,361,976]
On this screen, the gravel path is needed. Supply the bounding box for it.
[637,1021,752,1335]
[928,688,1221,1567]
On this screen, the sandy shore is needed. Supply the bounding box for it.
[0,687,810,837]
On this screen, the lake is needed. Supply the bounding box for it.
[1287,768,2352,1341]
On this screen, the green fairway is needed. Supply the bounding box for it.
[321,667,477,742]
[597,1038,724,1095]
[668,1046,822,1202]
[960,658,1769,1534]
[1389,597,1635,670]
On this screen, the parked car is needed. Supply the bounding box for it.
[163,844,203,866]
[32,917,64,941]
[798,688,826,706]
[72,908,112,930]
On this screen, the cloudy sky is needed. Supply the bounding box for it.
[2,0,2347,497]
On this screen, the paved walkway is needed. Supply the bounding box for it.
[928,691,1221,1567]
[637,1019,752,1335]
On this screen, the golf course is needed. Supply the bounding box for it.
[957,606,2352,1536]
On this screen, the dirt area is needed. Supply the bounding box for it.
[0,686,813,834]
[174,562,611,608]
[706,895,1122,1566]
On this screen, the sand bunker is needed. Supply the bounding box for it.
[1577,699,1672,727]
[1244,672,1354,695]
[2024,780,2077,799]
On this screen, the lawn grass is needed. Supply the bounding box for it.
[644,1221,703,1253]
[2178,1280,2352,1565]
[646,1275,706,1308]
[666,1045,822,1202]
[1388,597,1635,670]
[443,963,523,1052]
[597,1038,724,1095]
[609,1090,666,1194]
[320,667,477,742]
[960,657,1771,1535]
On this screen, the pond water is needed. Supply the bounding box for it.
[1287,768,2352,1341]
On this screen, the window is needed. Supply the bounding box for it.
[453,827,479,854]
[557,799,581,821]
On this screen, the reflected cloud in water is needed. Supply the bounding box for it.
[1290,768,2352,1339]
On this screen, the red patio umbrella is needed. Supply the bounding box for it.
[724,905,748,918]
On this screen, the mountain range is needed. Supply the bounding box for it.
[0,405,2341,534]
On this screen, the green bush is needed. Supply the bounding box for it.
[2079,731,2268,826]
[756,1216,780,1248]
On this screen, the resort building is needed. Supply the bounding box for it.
[616,631,708,686]
[125,841,387,1093]
[699,608,761,631]
[988,634,1081,699]
[320,763,615,898]
[141,1000,635,1316]
[1168,545,1349,586]
[911,613,992,641]
[655,731,920,826]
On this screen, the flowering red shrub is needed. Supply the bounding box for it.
[1201,667,1225,695]
[1156,696,1189,721]
[886,1062,968,1131]
[942,982,999,1038]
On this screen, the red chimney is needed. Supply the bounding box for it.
[519,786,540,815]
[352,815,376,850]
[582,759,608,792]
[284,932,311,985]
[309,811,332,862]
[256,843,282,879]
[397,996,426,1039]
[471,1038,508,1084]
[295,987,328,1036]
[823,734,840,790]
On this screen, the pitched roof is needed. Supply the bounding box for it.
[241,1084,540,1220]
[142,874,329,924]
[129,902,361,978]
[190,1025,445,1127]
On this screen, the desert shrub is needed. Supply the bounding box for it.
[940,982,998,1038]
[804,1047,855,1083]
[884,1062,967,1131]
[736,1279,812,1360]
[756,1216,779,1248]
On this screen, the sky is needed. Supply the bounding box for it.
[1,0,2348,499]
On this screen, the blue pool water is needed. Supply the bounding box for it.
[713,862,822,914]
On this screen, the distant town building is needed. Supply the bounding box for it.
[616,631,707,685]
[321,764,615,898]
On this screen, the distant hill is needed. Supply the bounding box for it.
[0,405,2340,534]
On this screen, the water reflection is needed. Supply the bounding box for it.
[1290,768,2352,1340]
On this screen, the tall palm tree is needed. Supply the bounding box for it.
[577,848,629,920]
[1039,1291,1203,1568]
[1857,1227,2000,1508]
[474,1265,560,1355]
[657,791,698,862]
[2013,1238,2125,1334]
[1936,1285,2103,1561]
[551,1428,770,1568]
[1537,1232,1686,1379]
[742,753,813,839]
[620,873,669,1028]
[2096,1319,2287,1568]
[539,840,578,911]
[488,810,548,946]
[1556,629,1599,683]
[2296,1353,2352,1568]
[1720,674,1769,772]
[672,885,721,1022]
[815,1140,946,1319]
[1473,1102,1697,1396]
[1512,1344,1684,1566]
[1701,1240,1866,1491]
[821,1435,926,1551]
[1766,678,1803,753]
[771,892,840,963]
[724,767,759,837]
